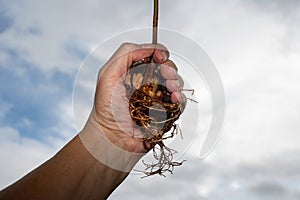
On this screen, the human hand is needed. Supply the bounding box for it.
[0,43,186,200]
[81,43,186,157]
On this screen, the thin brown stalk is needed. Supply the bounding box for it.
[152,0,158,45]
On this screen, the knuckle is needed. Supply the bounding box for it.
[119,42,139,52]
[164,60,178,71]
[155,43,168,51]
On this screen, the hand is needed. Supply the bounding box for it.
[83,43,186,155]
[0,43,187,200]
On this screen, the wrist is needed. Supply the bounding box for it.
[79,109,145,172]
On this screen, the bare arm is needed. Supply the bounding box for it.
[0,135,128,200]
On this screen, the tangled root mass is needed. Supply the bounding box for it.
[124,57,185,177]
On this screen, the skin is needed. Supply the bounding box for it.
[0,43,186,200]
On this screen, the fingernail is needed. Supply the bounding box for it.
[169,67,178,78]
[167,80,180,92]
[172,80,181,89]
[162,52,168,63]
[175,79,181,87]
[171,92,181,103]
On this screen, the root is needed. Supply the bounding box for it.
[137,124,186,178]
[125,58,187,177]
[138,143,186,178]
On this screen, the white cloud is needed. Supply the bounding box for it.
[0,97,76,189]
[0,0,150,75]
[110,1,300,199]
[0,0,300,199]
[48,97,78,144]
[0,126,56,188]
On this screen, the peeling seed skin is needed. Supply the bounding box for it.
[125,73,131,86]
[132,73,143,89]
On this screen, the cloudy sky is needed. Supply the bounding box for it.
[1,0,300,199]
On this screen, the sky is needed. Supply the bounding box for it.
[0,0,300,199]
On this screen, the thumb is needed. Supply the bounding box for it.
[100,43,155,80]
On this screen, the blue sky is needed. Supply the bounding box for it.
[0,45,76,141]
[1,0,300,199]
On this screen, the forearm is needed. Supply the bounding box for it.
[0,136,130,200]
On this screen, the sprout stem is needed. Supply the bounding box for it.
[152,0,158,45]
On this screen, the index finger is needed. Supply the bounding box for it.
[140,43,170,64]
